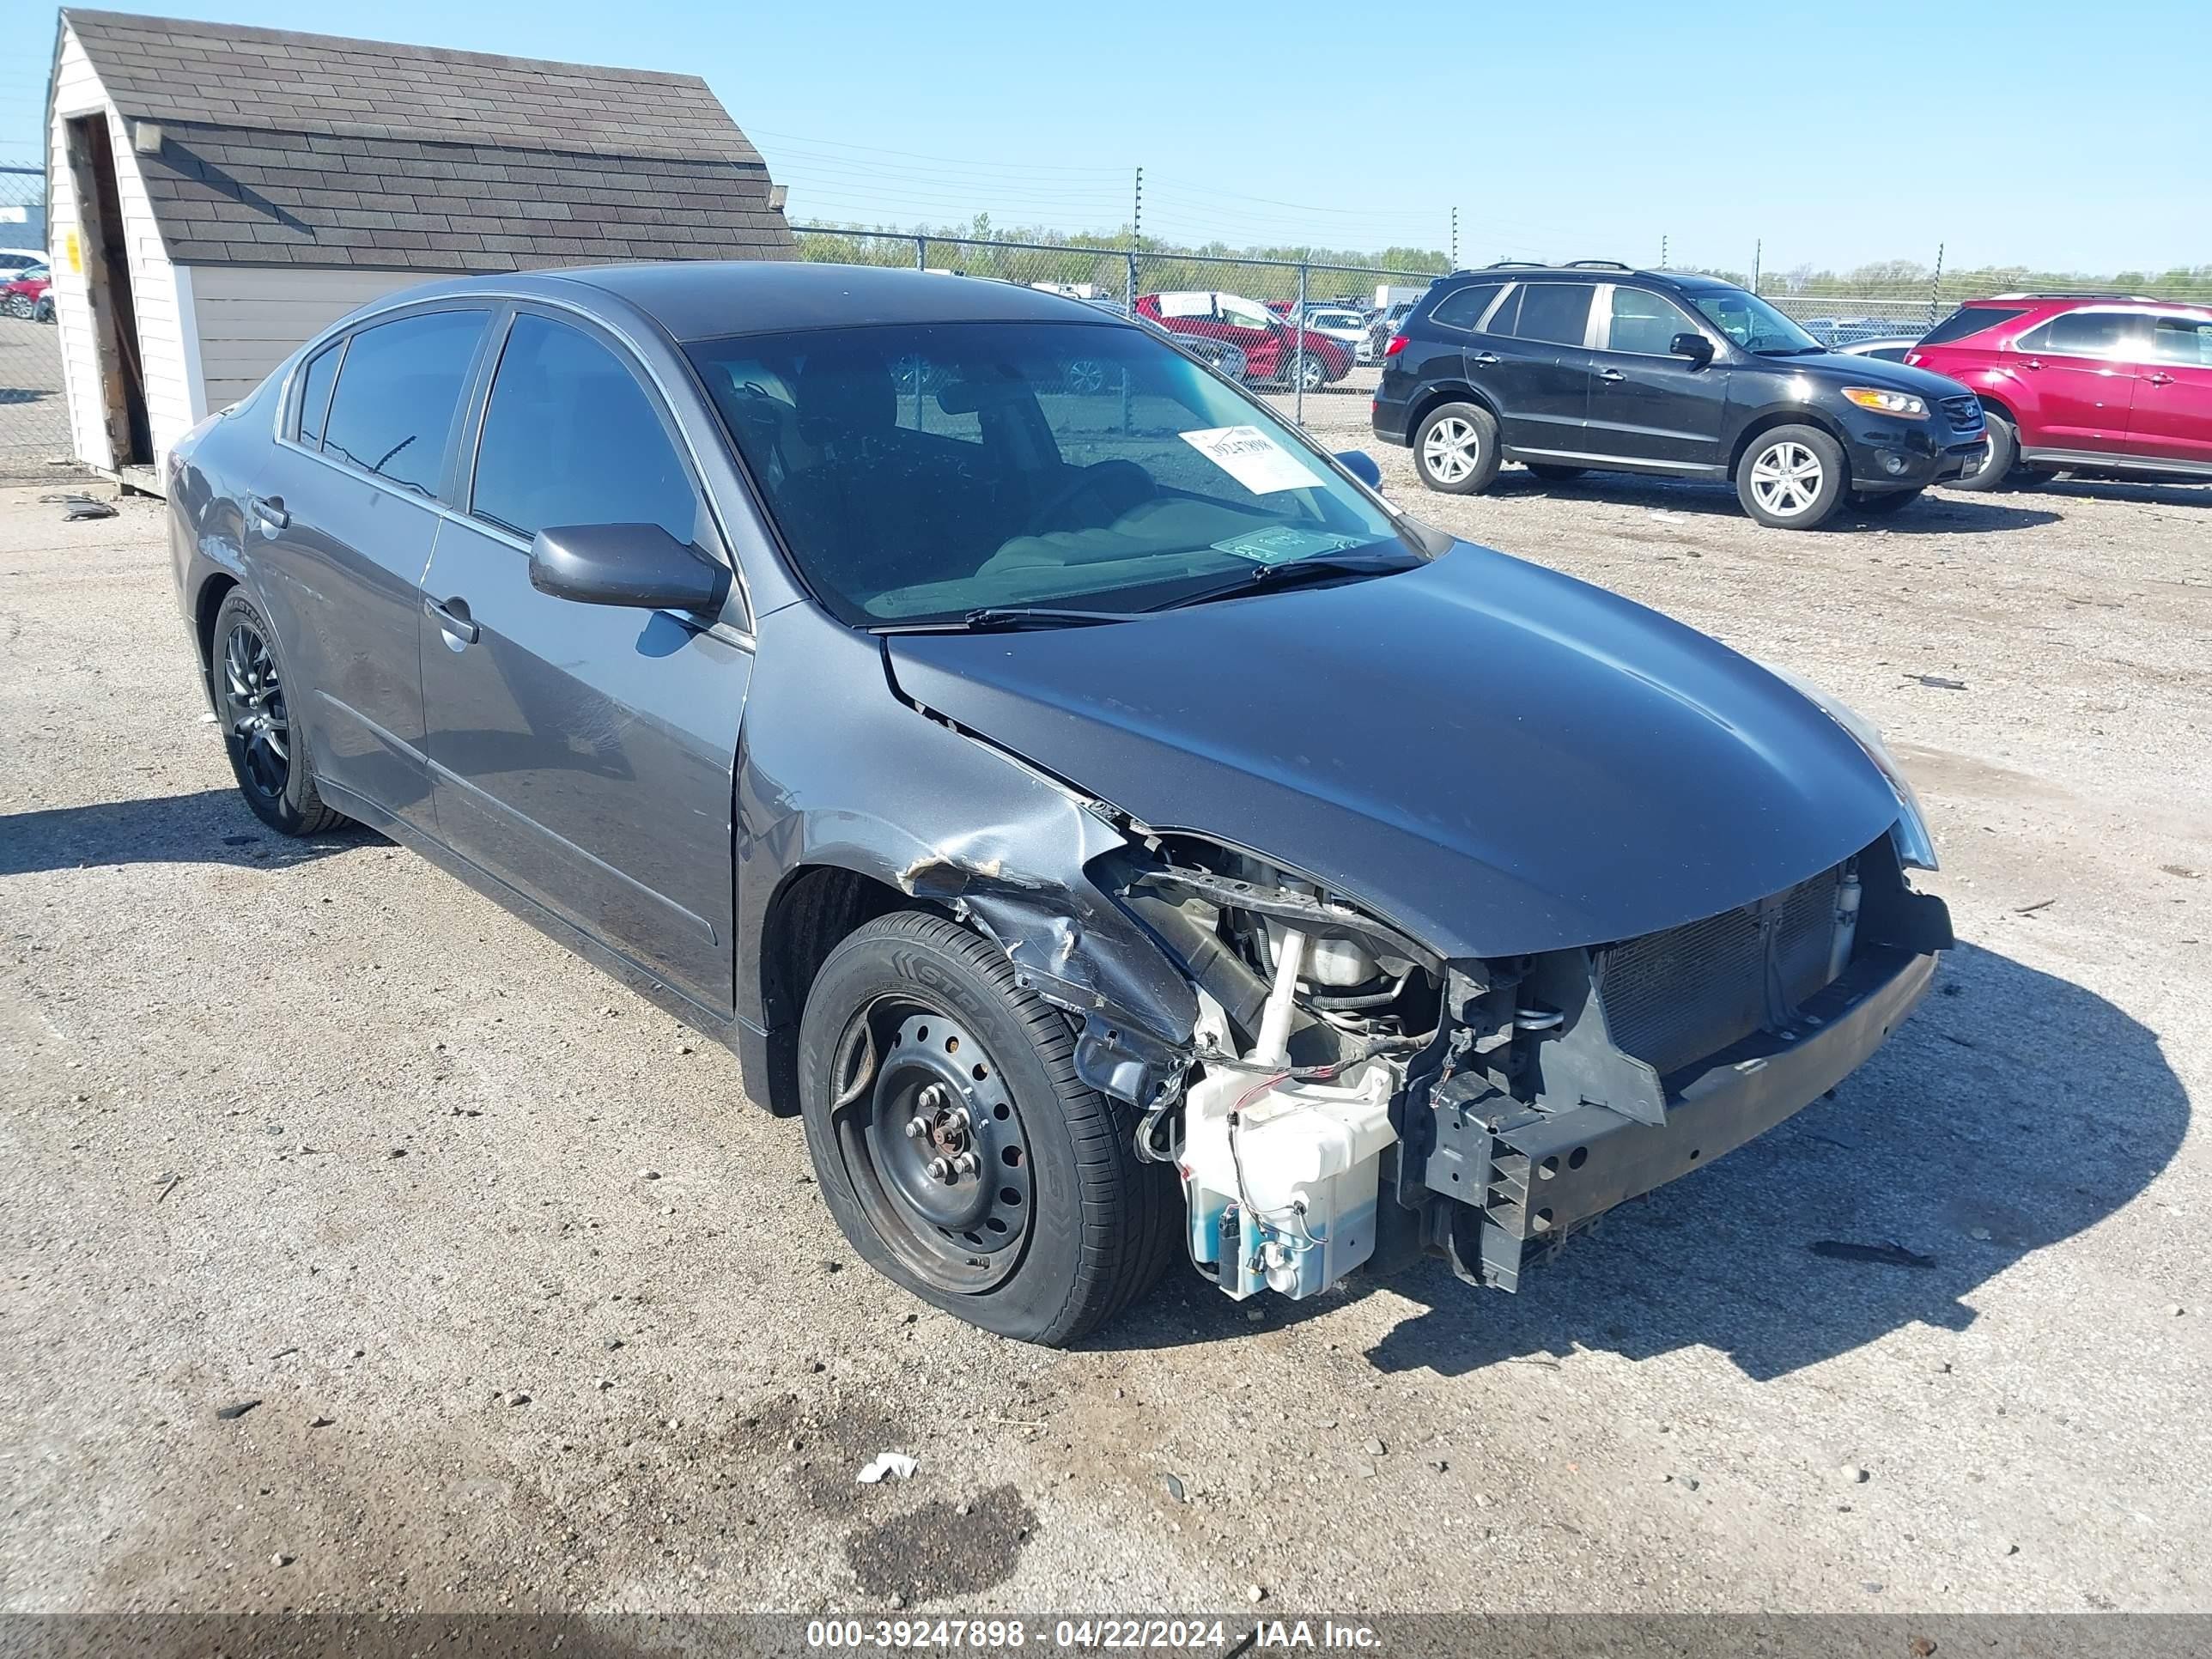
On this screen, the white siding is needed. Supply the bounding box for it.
[46,23,197,474]
[185,264,425,410]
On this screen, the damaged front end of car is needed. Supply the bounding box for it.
[1069,821,1951,1308]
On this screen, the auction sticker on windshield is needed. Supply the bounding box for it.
[1179,425,1324,494]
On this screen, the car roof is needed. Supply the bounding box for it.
[414,261,1119,343]
[1441,263,1739,293]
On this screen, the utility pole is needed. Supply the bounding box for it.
[1753,238,1761,294]
[1132,167,1142,246]
[1929,240,1946,326]
[1451,205,1459,268]
[1660,233,1668,269]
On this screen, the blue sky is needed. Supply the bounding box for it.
[3,0,2203,274]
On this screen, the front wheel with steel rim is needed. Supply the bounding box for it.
[208,589,349,836]
[1296,353,1330,392]
[1412,400,1501,495]
[796,911,1178,1346]
[1735,423,1845,529]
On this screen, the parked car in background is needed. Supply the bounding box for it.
[1363,299,1417,364]
[1372,262,1988,528]
[167,261,1949,1346]
[1297,306,1368,361]
[1905,295,2212,488]
[1797,315,1912,350]
[1,264,53,323]
[1841,337,1923,364]
[0,247,48,274]
[1134,290,1352,389]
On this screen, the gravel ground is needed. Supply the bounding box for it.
[3,457,2208,1620]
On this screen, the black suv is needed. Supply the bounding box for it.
[1371,262,1989,529]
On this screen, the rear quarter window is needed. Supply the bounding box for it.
[1919,305,2031,347]
[1427,282,1504,331]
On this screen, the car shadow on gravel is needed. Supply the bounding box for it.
[1356,939,2186,1381]
[1093,940,2187,1380]
[1493,470,2063,534]
[0,787,373,877]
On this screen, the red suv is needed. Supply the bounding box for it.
[1907,295,2212,489]
[1133,291,1353,391]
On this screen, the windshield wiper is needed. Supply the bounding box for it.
[872,605,1147,635]
[1150,550,1420,612]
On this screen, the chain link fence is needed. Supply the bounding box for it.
[0,167,69,483]
[792,227,1442,434]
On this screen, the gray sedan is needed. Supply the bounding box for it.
[169,263,1948,1346]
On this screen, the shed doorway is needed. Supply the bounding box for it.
[64,112,150,468]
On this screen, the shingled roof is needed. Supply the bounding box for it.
[58,9,793,270]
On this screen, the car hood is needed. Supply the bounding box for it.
[883,544,1905,959]
[1792,351,1969,398]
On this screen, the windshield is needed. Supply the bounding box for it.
[687,320,1410,626]
[1691,289,1823,355]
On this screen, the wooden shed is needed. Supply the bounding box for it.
[44,8,793,487]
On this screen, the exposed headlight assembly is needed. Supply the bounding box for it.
[1765,665,1939,871]
[1842,386,1929,419]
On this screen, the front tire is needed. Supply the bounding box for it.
[1948,410,2016,491]
[1735,424,1845,529]
[1296,354,1330,392]
[1413,401,1501,495]
[796,912,1177,1346]
[208,590,349,836]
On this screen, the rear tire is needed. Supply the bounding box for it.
[1525,464,1586,483]
[1949,410,2016,491]
[1413,402,1502,495]
[796,911,1177,1346]
[208,590,349,837]
[1735,424,1846,529]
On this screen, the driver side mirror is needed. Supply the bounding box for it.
[529,523,730,615]
[1334,449,1383,489]
[1670,331,1716,366]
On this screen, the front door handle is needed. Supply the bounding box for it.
[2146,371,2175,386]
[1597,367,1626,381]
[2023,358,2045,371]
[424,595,479,646]
[1468,350,1501,368]
[246,494,288,531]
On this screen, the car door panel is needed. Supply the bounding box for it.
[419,519,749,1013]
[247,309,489,825]
[416,308,747,1017]
[2126,316,2212,467]
[1584,286,1731,468]
[1474,281,1597,453]
[2014,313,2144,453]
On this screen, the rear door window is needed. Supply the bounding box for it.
[1919,305,2030,346]
[470,313,702,546]
[1510,283,1597,347]
[1428,282,1503,331]
[2017,311,2148,360]
[319,309,487,498]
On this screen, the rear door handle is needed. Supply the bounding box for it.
[424,595,479,645]
[246,494,288,531]
[1597,367,1626,382]
[2147,372,2175,386]
[1468,350,1501,368]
